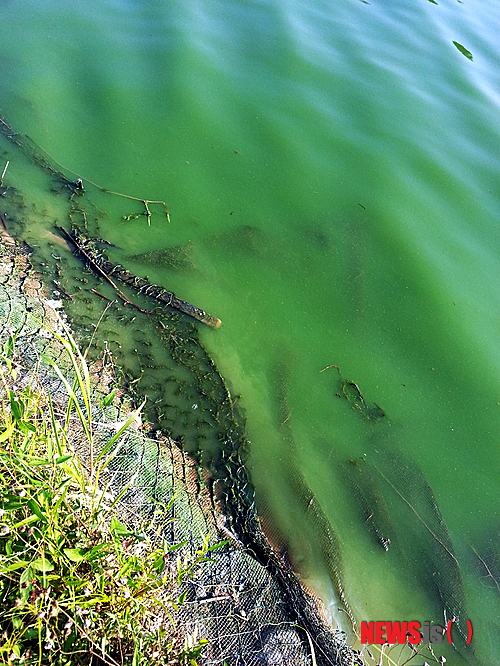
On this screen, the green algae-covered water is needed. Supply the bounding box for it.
[1,1,500,663]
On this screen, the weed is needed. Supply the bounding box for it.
[0,325,214,665]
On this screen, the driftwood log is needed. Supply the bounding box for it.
[60,227,221,329]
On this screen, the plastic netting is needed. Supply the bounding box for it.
[0,222,360,666]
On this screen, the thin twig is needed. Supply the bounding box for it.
[319,364,340,373]
[52,280,74,300]
[84,299,117,360]
[25,135,170,223]
[90,289,113,302]
[295,624,317,666]
[1,160,9,186]
[399,641,428,666]
[57,606,122,666]
[472,545,500,592]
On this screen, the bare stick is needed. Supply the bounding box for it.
[319,364,340,373]
[52,280,74,300]
[90,289,113,302]
[1,160,9,186]
[472,545,500,592]
[24,135,170,223]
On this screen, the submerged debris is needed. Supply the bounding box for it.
[129,241,195,271]
[61,228,221,328]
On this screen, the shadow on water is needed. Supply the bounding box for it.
[267,353,477,663]
[367,444,472,660]
[268,354,358,637]
[331,371,476,664]
[128,241,195,272]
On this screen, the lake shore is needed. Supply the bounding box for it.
[0,220,359,666]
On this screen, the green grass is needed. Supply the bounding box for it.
[0,325,216,665]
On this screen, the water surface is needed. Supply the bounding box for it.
[1,0,500,662]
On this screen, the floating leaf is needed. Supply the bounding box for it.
[453,41,473,61]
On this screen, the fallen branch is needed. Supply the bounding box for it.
[60,228,221,329]
[58,227,156,315]
[53,279,74,300]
